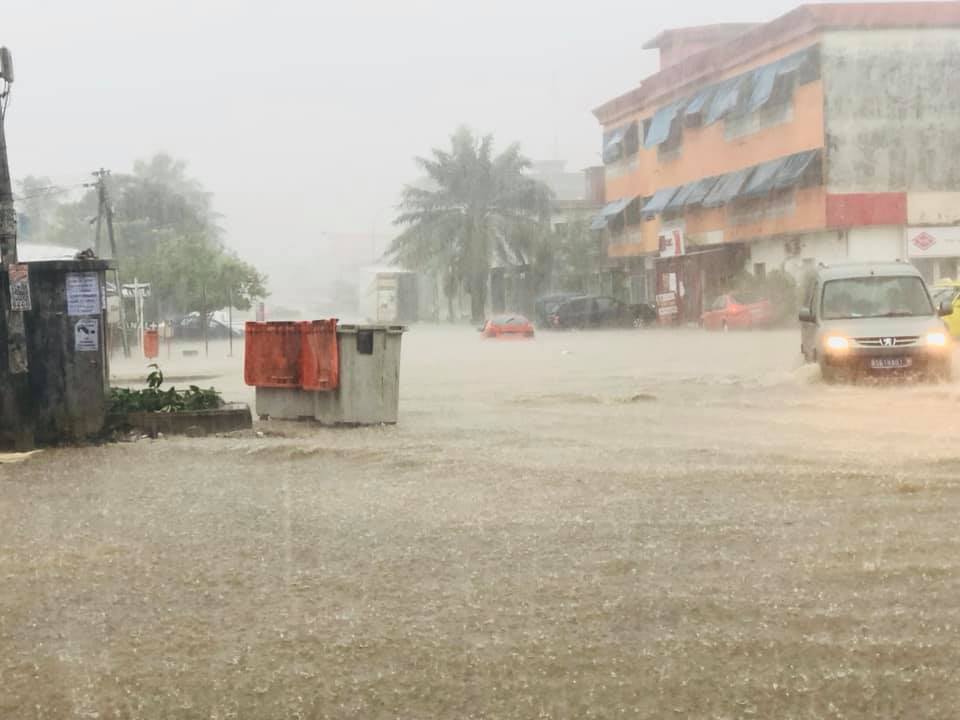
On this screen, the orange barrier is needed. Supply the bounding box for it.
[244,320,340,390]
[143,329,159,359]
[300,319,339,391]
[243,322,303,388]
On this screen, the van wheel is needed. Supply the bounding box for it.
[820,363,840,384]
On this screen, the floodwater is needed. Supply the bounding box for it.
[4,326,960,718]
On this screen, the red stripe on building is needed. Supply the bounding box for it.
[825,192,907,228]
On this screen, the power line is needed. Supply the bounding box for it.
[13,183,84,202]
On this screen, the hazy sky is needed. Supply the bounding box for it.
[4,0,802,303]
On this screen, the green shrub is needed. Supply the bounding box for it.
[108,364,222,415]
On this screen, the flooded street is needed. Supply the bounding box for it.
[4,326,960,718]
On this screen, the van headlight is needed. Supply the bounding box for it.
[825,335,849,352]
[926,331,948,347]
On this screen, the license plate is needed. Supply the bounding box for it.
[870,357,912,369]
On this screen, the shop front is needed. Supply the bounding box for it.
[906,226,960,284]
[654,228,747,325]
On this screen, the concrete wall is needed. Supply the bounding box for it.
[907,192,960,225]
[823,29,960,192]
[750,230,848,279]
[846,226,903,262]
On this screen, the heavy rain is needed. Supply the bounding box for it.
[4,1,960,718]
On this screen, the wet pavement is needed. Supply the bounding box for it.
[3,326,960,718]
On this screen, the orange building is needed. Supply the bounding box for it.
[593,2,960,322]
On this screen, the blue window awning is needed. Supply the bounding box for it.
[773,149,820,190]
[664,182,695,212]
[602,122,639,164]
[747,62,781,113]
[644,102,682,148]
[701,168,752,208]
[602,126,627,164]
[591,196,635,229]
[740,156,789,198]
[684,86,717,121]
[705,76,746,125]
[590,214,609,231]
[686,176,719,206]
[641,187,679,216]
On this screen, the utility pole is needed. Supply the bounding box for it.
[0,45,32,449]
[227,287,233,358]
[0,47,26,375]
[201,283,208,358]
[89,169,130,357]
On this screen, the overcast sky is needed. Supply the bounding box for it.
[4,0,803,303]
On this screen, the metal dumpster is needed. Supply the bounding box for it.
[253,323,405,425]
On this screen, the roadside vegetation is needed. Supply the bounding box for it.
[108,365,222,415]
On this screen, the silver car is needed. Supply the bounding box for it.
[799,262,954,382]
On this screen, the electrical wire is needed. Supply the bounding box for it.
[14,183,85,202]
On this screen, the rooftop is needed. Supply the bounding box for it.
[594,2,960,124]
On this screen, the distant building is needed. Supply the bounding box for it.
[593,2,960,322]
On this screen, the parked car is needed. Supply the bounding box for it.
[548,295,656,329]
[700,293,774,330]
[930,280,960,337]
[480,314,535,339]
[173,313,243,340]
[799,262,953,382]
[534,293,583,327]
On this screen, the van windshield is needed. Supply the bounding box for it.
[821,276,933,320]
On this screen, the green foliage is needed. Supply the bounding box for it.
[108,364,223,414]
[551,219,599,293]
[389,127,553,322]
[15,153,267,320]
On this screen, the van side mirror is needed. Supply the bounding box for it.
[939,299,954,317]
[798,307,814,323]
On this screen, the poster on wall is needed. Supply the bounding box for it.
[658,228,686,258]
[74,318,100,352]
[906,227,960,259]
[656,291,678,318]
[8,263,31,311]
[66,272,101,316]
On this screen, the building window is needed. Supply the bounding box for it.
[728,189,796,226]
[604,155,638,181]
[753,262,766,280]
[657,121,683,163]
[725,99,794,140]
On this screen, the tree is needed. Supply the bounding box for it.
[552,218,599,293]
[14,153,267,320]
[389,127,553,322]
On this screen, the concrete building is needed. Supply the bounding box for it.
[592,2,960,322]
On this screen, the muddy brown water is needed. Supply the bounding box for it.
[3,327,960,718]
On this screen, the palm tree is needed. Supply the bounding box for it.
[389,127,553,322]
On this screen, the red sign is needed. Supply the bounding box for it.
[911,231,936,251]
[825,192,907,228]
[659,229,685,258]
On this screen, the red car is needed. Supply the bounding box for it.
[481,314,535,339]
[700,293,773,330]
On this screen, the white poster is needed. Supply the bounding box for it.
[906,227,960,259]
[75,318,100,352]
[8,264,31,311]
[66,272,101,316]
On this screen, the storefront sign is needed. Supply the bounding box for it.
[8,263,30,311]
[658,228,686,258]
[906,226,960,258]
[656,291,678,318]
[66,272,101,316]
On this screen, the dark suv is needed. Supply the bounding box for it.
[549,295,656,329]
